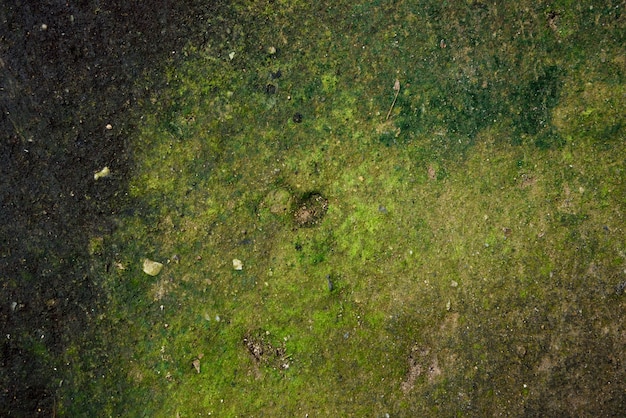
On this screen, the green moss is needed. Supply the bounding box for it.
[60,0,626,416]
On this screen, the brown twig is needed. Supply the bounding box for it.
[385,79,401,121]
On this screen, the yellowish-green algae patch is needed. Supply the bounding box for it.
[64,1,625,416]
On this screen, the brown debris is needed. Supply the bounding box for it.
[293,193,329,227]
[192,358,201,373]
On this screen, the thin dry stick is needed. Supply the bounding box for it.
[385,79,401,121]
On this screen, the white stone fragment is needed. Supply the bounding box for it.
[94,166,110,180]
[143,259,163,276]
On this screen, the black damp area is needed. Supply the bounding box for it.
[0,1,229,415]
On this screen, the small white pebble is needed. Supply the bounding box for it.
[93,166,110,180]
[232,259,243,270]
[142,258,163,276]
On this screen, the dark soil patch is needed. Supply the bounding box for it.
[243,330,290,371]
[0,1,229,415]
[293,192,329,227]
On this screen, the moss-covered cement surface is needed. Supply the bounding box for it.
[61,1,625,416]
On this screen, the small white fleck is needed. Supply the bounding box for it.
[232,259,243,270]
[94,166,111,180]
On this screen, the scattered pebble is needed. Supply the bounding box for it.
[232,259,243,270]
[143,259,164,276]
[93,166,110,180]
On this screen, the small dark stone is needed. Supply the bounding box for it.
[270,70,282,79]
[292,112,303,123]
[265,83,277,94]
[326,275,334,291]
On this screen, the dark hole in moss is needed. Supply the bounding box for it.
[293,192,328,227]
